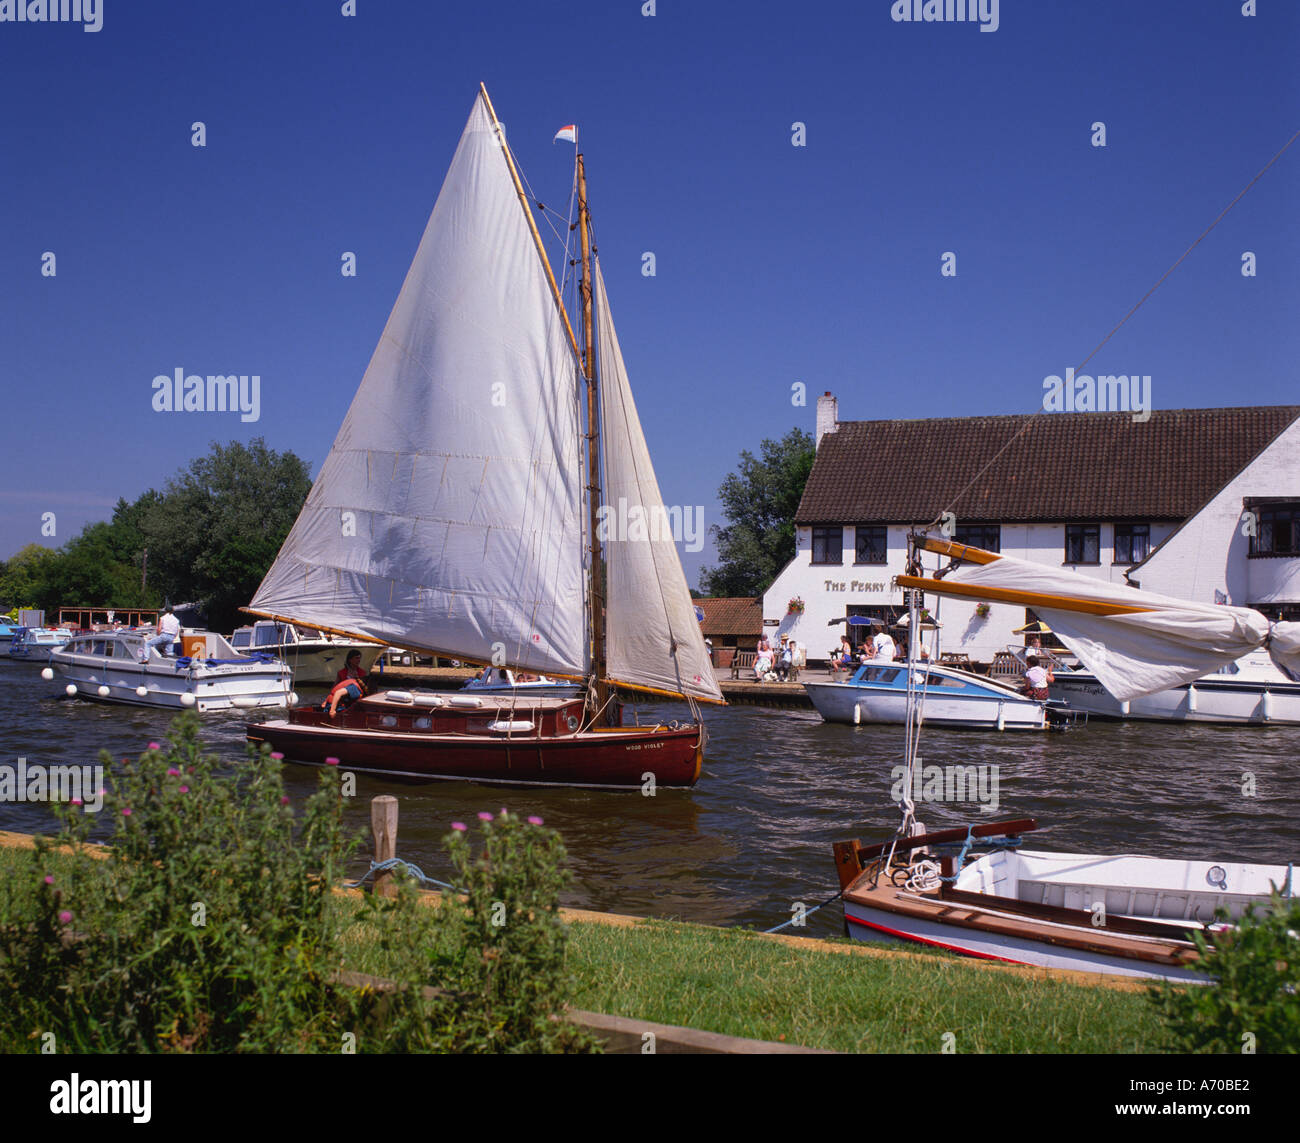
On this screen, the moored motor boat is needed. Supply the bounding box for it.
[462,666,582,699]
[48,628,293,711]
[804,659,1078,730]
[6,626,73,661]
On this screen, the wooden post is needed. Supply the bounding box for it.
[371,795,399,899]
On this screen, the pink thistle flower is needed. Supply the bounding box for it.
[59,911,73,925]
[122,808,132,817]
[451,822,467,832]
[477,811,493,821]
[325,757,340,766]
[179,786,189,794]
[43,875,54,885]
[70,798,82,807]
[528,815,544,826]
[270,751,284,760]
[167,768,180,777]
[499,807,508,818]
[147,742,160,750]
[280,796,290,806]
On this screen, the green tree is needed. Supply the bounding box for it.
[0,544,59,612]
[139,439,311,630]
[699,428,815,598]
[40,523,148,609]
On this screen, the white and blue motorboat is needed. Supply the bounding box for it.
[6,626,73,662]
[47,628,293,711]
[462,666,582,700]
[805,659,1077,731]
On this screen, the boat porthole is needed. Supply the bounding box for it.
[414,716,431,729]
[566,715,579,731]
[380,715,398,728]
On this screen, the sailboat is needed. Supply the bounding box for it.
[243,86,722,789]
[832,535,1298,980]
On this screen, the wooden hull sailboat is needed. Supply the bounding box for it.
[832,536,1299,979]
[249,692,703,789]
[241,87,722,788]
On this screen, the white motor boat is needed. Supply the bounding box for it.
[1050,648,1300,724]
[48,628,293,711]
[461,666,582,699]
[804,659,1076,730]
[6,627,73,661]
[229,619,385,685]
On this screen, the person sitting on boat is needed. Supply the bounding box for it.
[337,649,367,685]
[871,624,897,662]
[1021,655,1054,700]
[324,672,367,717]
[143,605,182,659]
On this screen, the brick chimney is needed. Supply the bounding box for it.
[816,391,839,449]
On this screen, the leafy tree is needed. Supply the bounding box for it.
[139,439,311,631]
[699,428,815,598]
[0,544,59,612]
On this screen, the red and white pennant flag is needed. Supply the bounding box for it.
[553,124,577,144]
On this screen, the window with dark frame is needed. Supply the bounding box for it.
[1065,524,1100,564]
[1248,502,1300,558]
[954,524,1000,553]
[1113,523,1150,565]
[811,526,844,565]
[854,525,887,564]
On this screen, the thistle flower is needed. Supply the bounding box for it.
[270,752,284,760]
[451,822,467,832]
[325,757,340,766]
[59,911,73,925]
[528,815,544,826]
[477,811,493,821]
[147,742,161,750]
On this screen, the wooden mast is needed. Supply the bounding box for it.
[577,153,612,723]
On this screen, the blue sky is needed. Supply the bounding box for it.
[2,0,1296,589]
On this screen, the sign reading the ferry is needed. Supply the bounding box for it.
[823,580,889,593]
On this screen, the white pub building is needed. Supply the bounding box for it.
[764,394,1300,665]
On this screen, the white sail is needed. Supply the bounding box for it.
[594,259,723,703]
[939,551,1300,701]
[250,94,588,676]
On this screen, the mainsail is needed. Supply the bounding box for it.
[249,93,588,676]
[594,259,723,703]
[901,541,1300,701]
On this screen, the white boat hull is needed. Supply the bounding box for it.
[1051,671,1300,724]
[805,680,1049,730]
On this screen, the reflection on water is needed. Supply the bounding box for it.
[1,662,1296,938]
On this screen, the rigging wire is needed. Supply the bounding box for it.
[926,125,1300,531]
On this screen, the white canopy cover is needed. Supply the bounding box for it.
[595,260,722,703]
[940,551,1300,701]
[250,94,587,675]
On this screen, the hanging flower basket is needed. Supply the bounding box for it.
[974,603,991,619]
[787,596,805,616]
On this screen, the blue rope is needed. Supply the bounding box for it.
[762,889,844,933]
[936,826,1024,882]
[344,857,463,893]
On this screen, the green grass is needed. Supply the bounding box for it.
[2,845,1168,1053]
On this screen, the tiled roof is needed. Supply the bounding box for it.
[797,407,1300,525]
[694,597,762,637]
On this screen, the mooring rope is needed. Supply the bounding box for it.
[761,887,845,934]
[344,857,463,894]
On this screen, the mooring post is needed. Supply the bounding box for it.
[371,794,399,898]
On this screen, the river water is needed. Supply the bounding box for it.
[1,660,1295,938]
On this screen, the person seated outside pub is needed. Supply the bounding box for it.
[1021,655,1054,700]
[871,623,898,662]
[829,635,853,679]
[776,636,794,681]
[754,636,774,680]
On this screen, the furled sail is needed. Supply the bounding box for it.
[594,259,723,703]
[914,547,1300,701]
[249,94,588,675]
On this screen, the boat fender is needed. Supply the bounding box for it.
[1187,684,1197,713]
[180,692,197,707]
[288,691,299,705]
[449,696,483,709]
[230,696,258,709]
[487,720,534,733]
[1262,689,1272,723]
[383,690,415,704]
[853,702,861,725]
[136,686,149,697]
[996,701,1005,731]
[97,685,110,697]
[41,667,53,680]
[65,684,78,696]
